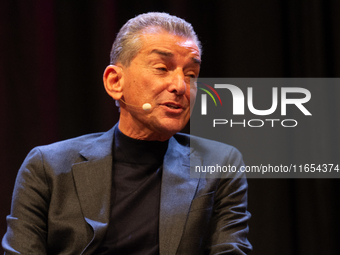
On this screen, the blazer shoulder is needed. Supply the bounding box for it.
[174,133,242,163]
[37,132,106,155]
[174,133,241,154]
[24,129,114,174]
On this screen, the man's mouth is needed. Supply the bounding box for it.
[166,104,181,109]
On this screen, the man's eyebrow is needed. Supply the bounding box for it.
[192,57,201,65]
[150,49,201,65]
[150,49,174,58]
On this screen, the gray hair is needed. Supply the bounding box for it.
[110,12,202,66]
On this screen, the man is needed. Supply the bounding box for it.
[2,12,252,254]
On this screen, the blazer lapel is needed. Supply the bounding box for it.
[72,127,115,252]
[159,136,201,255]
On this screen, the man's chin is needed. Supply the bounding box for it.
[154,121,187,139]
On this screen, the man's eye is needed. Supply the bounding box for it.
[157,67,167,71]
[187,74,196,78]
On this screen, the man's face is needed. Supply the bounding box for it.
[118,29,201,141]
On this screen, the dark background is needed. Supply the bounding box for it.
[1,0,339,254]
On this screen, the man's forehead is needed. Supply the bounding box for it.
[148,48,201,65]
[137,31,200,63]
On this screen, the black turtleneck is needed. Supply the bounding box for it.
[94,126,169,255]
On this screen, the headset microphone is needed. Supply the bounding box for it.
[142,103,152,111]
[120,99,152,111]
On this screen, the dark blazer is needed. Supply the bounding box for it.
[2,125,251,255]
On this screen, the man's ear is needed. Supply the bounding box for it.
[103,65,124,100]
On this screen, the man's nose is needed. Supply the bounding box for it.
[168,71,186,95]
